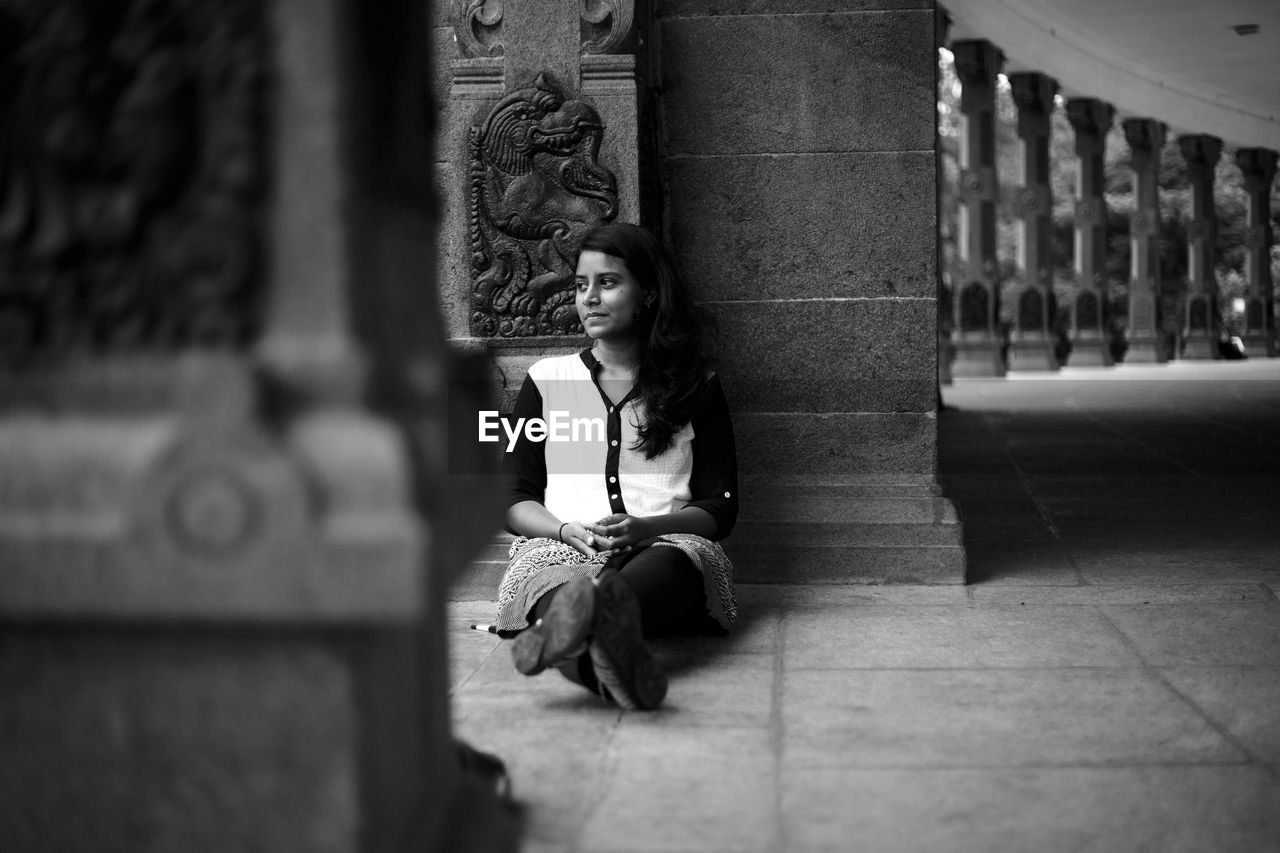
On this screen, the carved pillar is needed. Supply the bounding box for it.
[1178,134,1223,359]
[949,39,1006,377]
[936,9,955,387]
[1064,98,1115,366]
[0,0,513,849]
[1236,148,1278,357]
[1122,118,1168,363]
[443,0,640,406]
[1007,72,1059,371]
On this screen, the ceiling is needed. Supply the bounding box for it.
[943,0,1280,150]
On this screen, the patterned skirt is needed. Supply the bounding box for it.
[495,533,737,634]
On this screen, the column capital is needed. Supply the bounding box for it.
[1236,147,1279,193]
[951,39,1003,91]
[1066,98,1114,153]
[1009,72,1057,138]
[1178,134,1223,178]
[1122,118,1166,156]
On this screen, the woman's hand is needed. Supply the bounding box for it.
[559,521,602,556]
[586,514,654,551]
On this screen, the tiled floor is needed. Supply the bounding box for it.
[449,361,1280,852]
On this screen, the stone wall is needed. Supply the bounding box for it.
[656,0,940,482]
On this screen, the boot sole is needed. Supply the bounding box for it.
[589,573,667,710]
[511,577,595,676]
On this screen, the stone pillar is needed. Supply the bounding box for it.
[1235,147,1278,357]
[1178,134,1224,359]
[949,39,1006,377]
[0,0,514,849]
[936,9,955,388]
[1007,72,1059,371]
[1122,118,1168,363]
[440,0,643,411]
[1064,98,1115,366]
[654,3,964,582]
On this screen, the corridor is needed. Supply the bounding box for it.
[448,360,1280,852]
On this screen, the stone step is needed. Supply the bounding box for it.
[726,543,965,585]
[728,521,963,548]
[451,511,968,597]
[739,495,959,525]
[740,480,944,499]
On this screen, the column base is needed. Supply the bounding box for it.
[1242,333,1276,358]
[950,338,1006,378]
[1181,334,1219,360]
[1122,335,1168,364]
[1065,336,1114,367]
[1007,335,1059,372]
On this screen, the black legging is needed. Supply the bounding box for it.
[530,538,711,637]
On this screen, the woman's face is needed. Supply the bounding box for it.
[575,250,648,342]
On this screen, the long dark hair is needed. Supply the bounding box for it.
[578,222,718,459]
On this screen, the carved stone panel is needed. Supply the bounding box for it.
[1188,296,1209,331]
[959,282,989,332]
[468,74,618,337]
[581,0,634,54]
[0,0,268,363]
[1245,298,1265,332]
[1076,290,1100,330]
[1017,288,1044,332]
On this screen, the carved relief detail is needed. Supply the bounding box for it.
[468,74,618,337]
[0,0,267,362]
[581,0,634,54]
[453,0,505,58]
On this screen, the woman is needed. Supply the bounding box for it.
[497,222,738,710]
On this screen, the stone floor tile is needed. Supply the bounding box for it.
[782,668,1243,769]
[1077,552,1280,585]
[451,696,620,846]
[1102,603,1280,665]
[780,765,1280,853]
[652,605,781,656]
[576,727,779,853]
[1160,666,1280,762]
[739,584,970,608]
[449,626,503,692]
[782,605,1141,669]
[634,652,776,727]
[960,544,1082,585]
[970,582,1273,607]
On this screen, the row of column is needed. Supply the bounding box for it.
[948,39,1279,376]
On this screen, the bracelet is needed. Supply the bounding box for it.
[557,522,569,543]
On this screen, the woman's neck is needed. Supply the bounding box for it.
[592,338,641,375]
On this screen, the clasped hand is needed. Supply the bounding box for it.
[559,513,653,556]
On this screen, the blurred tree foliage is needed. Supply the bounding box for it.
[938,49,1280,339]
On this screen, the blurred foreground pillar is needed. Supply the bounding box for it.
[0,0,514,849]
[1178,133,1223,360]
[1236,147,1278,358]
[1122,118,1169,364]
[949,39,1006,378]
